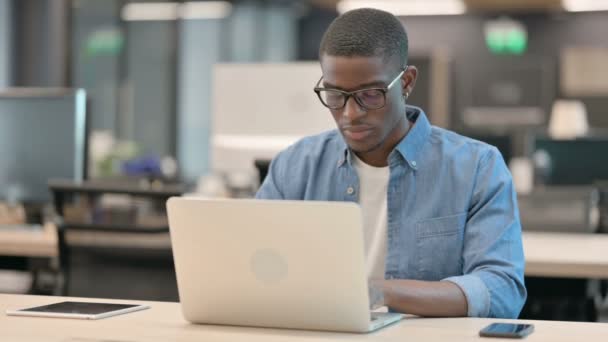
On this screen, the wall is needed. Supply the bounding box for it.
[177,19,223,182]
[125,20,177,157]
[298,10,608,128]
[13,0,69,87]
[402,12,608,128]
[177,2,298,181]
[0,0,11,88]
[71,0,122,133]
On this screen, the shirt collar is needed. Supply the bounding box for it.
[392,106,431,170]
[337,105,431,170]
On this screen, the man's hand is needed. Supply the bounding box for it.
[368,279,386,310]
[369,279,468,317]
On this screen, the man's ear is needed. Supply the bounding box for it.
[402,65,418,97]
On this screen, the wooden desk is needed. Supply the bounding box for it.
[0,223,58,258]
[0,224,59,294]
[523,232,608,279]
[55,231,608,279]
[2,294,608,342]
[3,228,608,279]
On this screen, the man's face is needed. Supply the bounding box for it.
[319,55,407,154]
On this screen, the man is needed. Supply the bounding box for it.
[256,8,526,318]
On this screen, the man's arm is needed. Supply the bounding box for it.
[375,147,526,318]
[371,279,467,317]
[255,154,285,200]
[255,141,311,200]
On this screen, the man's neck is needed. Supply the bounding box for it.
[356,115,411,167]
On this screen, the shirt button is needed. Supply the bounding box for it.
[346,186,355,195]
[411,160,417,167]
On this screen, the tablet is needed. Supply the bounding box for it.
[5,301,149,320]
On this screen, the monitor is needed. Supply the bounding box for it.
[211,63,335,176]
[534,137,608,185]
[0,88,87,203]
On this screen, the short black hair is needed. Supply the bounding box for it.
[319,8,408,69]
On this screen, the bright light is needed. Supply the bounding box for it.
[121,1,232,21]
[121,2,179,21]
[337,0,466,16]
[180,2,233,20]
[484,17,528,55]
[563,0,608,12]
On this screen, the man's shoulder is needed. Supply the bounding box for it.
[428,126,500,162]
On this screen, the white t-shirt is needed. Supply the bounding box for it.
[351,153,390,280]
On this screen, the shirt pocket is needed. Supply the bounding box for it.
[415,213,467,280]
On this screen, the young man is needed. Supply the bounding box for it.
[256,8,526,318]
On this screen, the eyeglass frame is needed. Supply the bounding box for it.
[313,66,407,110]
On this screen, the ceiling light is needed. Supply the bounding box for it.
[121,1,232,21]
[121,2,179,21]
[180,2,233,20]
[337,0,466,16]
[563,0,608,12]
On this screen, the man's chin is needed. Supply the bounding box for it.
[340,131,382,153]
[346,139,379,154]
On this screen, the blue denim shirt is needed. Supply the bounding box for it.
[256,106,526,318]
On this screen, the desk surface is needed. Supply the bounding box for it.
[0,223,57,258]
[523,231,608,278]
[2,294,608,342]
[2,227,608,279]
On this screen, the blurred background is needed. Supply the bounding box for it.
[1,0,608,323]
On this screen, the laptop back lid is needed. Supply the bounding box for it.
[167,197,371,332]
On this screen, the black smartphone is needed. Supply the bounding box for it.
[479,323,534,338]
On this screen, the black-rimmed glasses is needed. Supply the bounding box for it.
[313,68,406,110]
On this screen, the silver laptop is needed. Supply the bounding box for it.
[166,197,403,333]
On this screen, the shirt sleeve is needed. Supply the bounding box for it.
[442,147,527,318]
[255,151,285,200]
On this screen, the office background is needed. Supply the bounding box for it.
[1,0,608,323]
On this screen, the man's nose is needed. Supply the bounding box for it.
[342,96,366,120]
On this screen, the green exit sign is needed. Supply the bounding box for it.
[484,18,528,55]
